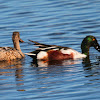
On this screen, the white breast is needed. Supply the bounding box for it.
[37,51,48,59]
[60,48,86,59]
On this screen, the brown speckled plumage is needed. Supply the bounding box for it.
[0,32,25,61]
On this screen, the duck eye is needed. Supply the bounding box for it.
[92,39,95,41]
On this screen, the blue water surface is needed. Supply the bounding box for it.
[0,0,100,100]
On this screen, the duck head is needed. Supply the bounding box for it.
[12,32,24,43]
[81,35,100,55]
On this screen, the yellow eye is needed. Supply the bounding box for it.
[92,39,95,41]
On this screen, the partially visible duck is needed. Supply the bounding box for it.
[26,35,100,61]
[0,32,25,61]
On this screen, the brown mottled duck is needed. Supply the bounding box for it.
[0,32,25,61]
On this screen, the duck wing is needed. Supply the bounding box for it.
[29,40,70,51]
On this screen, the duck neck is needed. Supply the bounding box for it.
[13,39,21,51]
[81,41,90,56]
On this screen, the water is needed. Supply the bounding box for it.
[0,0,100,100]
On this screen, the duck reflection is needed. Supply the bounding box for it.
[31,58,82,67]
[0,59,25,91]
[82,55,100,86]
[82,56,92,70]
[0,59,24,69]
[82,55,100,70]
[82,54,100,79]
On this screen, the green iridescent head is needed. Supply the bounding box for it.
[81,35,100,55]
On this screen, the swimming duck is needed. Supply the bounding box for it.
[26,35,100,61]
[0,32,25,61]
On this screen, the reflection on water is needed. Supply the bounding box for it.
[31,58,82,67]
[82,55,100,84]
[83,55,100,70]
[82,56,100,95]
[0,54,100,99]
[0,59,24,69]
[0,59,25,91]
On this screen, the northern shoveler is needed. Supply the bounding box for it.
[26,35,100,61]
[0,32,25,61]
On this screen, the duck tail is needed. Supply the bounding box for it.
[24,53,36,56]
